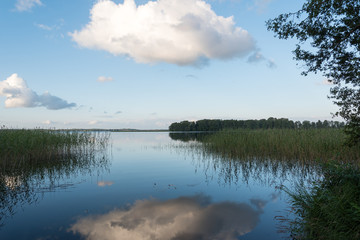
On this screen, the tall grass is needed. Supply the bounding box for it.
[202,129,360,164]
[198,129,360,239]
[0,129,109,164]
[285,163,360,239]
[0,128,111,227]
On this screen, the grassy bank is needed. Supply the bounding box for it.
[201,128,360,164]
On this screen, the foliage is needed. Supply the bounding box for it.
[286,163,360,239]
[169,118,344,132]
[266,0,360,145]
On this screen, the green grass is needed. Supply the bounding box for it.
[285,163,360,240]
[201,128,360,164]
[0,128,109,165]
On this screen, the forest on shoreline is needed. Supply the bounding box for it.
[169,118,345,131]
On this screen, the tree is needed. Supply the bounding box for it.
[266,0,360,144]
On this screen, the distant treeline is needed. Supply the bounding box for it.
[169,118,345,131]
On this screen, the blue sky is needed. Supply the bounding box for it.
[0,0,339,129]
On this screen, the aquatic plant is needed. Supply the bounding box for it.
[0,128,111,228]
[0,128,109,164]
[201,129,360,164]
[285,163,360,239]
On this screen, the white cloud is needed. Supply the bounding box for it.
[42,120,53,125]
[267,58,276,68]
[70,195,262,240]
[15,0,42,12]
[247,49,276,68]
[97,76,113,82]
[249,0,273,13]
[0,74,76,110]
[34,23,52,31]
[88,120,100,125]
[247,50,265,62]
[71,0,255,66]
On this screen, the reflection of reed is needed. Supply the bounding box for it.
[167,129,360,186]
[0,131,111,228]
[167,141,322,187]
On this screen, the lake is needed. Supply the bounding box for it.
[0,132,318,240]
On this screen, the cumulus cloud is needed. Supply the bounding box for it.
[0,74,76,110]
[15,0,42,12]
[97,76,113,82]
[70,195,262,240]
[70,0,255,66]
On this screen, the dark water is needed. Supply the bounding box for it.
[0,132,318,240]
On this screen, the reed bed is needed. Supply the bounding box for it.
[0,129,109,164]
[202,129,360,164]
[0,129,111,227]
[285,163,360,239]
[200,129,360,239]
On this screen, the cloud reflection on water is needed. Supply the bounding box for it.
[97,181,114,187]
[70,195,265,240]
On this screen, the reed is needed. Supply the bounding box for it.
[0,128,109,164]
[0,128,111,227]
[201,129,360,164]
[199,129,360,239]
[285,163,360,239]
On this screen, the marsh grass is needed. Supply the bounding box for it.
[285,163,360,239]
[169,129,360,238]
[0,129,109,164]
[201,129,360,164]
[199,129,360,239]
[0,128,111,227]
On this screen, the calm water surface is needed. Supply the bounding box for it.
[0,132,317,240]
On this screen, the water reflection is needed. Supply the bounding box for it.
[169,133,322,187]
[169,132,213,142]
[97,181,114,187]
[70,195,266,240]
[0,141,111,228]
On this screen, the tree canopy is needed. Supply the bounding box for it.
[169,118,344,132]
[266,0,360,144]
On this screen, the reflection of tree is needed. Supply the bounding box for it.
[0,140,111,228]
[70,195,266,240]
[168,132,213,142]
